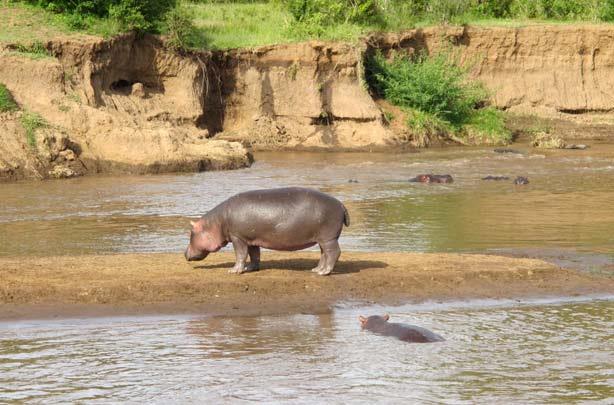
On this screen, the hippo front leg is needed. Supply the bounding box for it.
[229,236,249,274]
[317,239,341,276]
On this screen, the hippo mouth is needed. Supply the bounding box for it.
[184,249,209,261]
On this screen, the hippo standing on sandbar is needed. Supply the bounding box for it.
[185,187,350,276]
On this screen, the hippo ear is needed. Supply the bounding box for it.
[383,314,390,321]
[359,315,367,324]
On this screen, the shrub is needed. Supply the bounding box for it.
[164,4,200,50]
[0,84,19,113]
[283,0,382,33]
[366,50,486,127]
[464,107,511,143]
[20,0,177,32]
[366,49,509,145]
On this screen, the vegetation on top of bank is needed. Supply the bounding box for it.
[366,50,511,145]
[3,1,614,50]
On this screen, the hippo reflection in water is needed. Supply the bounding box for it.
[409,174,454,184]
[359,314,444,343]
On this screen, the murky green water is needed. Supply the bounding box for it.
[1,298,612,403]
[1,146,613,269]
[1,145,613,402]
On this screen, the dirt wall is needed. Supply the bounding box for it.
[3,25,614,181]
[368,25,614,133]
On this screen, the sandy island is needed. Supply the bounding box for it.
[1,252,612,320]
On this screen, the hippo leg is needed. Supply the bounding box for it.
[246,246,260,272]
[317,239,341,276]
[229,236,249,274]
[311,246,325,273]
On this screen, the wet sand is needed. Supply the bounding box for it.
[1,252,612,321]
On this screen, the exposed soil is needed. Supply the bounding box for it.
[3,25,614,181]
[1,252,612,321]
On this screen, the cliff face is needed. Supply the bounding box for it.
[369,25,614,114]
[0,34,253,181]
[2,25,614,181]
[208,42,394,149]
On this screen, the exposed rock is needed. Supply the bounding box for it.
[131,82,146,98]
[48,164,78,179]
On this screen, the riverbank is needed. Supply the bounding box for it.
[1,252,612,321]
[3,23,614,180]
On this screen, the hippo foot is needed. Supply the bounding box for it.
[245,262,260,272]
[228,265,246,274]
[317,268,333,276]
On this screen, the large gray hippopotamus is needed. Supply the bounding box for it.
[185,187,350,276]
[359,314,444,343]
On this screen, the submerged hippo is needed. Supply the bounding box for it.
[185,187,350,276]
[493,148,523,154]
[409,174,454,184]
[514,176,530,185]
[359,314,444,343]
[482,175,510,181]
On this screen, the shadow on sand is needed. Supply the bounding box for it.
[194,258,388,275]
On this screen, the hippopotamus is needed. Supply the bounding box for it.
[185,187,350,276]
[409,174,454,183]
[482,175,510,181]
[494,148,523,154]
[359,314,444,343]
[514,176,530,185]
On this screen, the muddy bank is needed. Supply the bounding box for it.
[1,252,612,321]
[3,25,614,180]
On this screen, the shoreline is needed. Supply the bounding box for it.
[1,252,612,321]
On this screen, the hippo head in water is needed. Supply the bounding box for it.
[185,219,226,261]
[359,314,389,331]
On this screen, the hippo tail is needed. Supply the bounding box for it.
[342,205,350,227]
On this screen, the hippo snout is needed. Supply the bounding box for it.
[185,248,208,261]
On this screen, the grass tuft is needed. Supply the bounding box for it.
[0,84,19,112]
[20,111,47,149]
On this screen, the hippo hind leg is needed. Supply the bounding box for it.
[311,246,325,273]
[317,239,341,276]
[246,246,260,272]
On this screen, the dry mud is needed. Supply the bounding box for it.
[1,252,612,321]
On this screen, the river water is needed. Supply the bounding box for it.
[1,145,613,402]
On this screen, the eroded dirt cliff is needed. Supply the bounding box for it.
[2,25,614,181]
[0,34,253,181]
[368,25,614,137]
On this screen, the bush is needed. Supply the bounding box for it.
[283,0,382,31]
[464,107,511,143]
[164,4,200,50]
[366,50,486,127]
[20,0,177,32]
[0,84,19,113]
[366,49,509,145]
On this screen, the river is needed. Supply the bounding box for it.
[1,145,613,402]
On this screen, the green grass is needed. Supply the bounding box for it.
[0,3,122,44]
[20,111,46,149]
[2,1,614,50]
[10,40,54,59]
[0,83,19,112]
[463,106,512,144]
